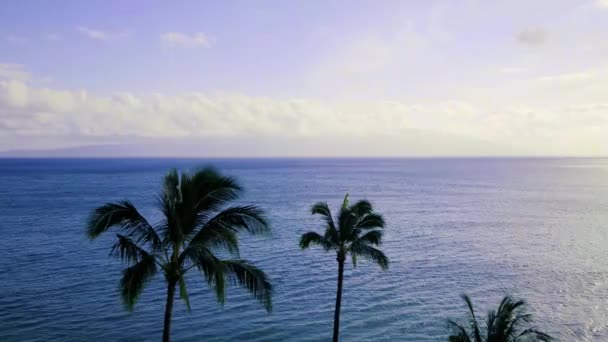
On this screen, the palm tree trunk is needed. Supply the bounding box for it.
[162,281,177,342]
[333,258,345,342]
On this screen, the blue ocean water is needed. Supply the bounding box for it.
[0,158,607,341]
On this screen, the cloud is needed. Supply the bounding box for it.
[537,71,594,82]
[516,28,548,46]
[160,32,215,48]
[77,26,130,41]
[596,0,608,9]
[536,67,607,83]
[0,71,607,156]
[0,64,30,81]
[5,34,28,44]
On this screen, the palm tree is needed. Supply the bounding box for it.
[448,295,553,342]
[87,167,273,342]
[299,194,389,342]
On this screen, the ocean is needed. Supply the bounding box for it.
[0,158,607,341]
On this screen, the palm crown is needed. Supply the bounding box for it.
[300,194,388,342]
[87,167,272,341]
[448,295,553,342]
[300,194,389,268]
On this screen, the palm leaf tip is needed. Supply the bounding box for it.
[349,243,389,270]
[342,193,349,208]
[120,254,157,311]
[222,260,273,312]
[299,231,331,250]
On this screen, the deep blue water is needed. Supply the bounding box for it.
[0,158,607,341]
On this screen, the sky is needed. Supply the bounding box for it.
[0,0,607,157]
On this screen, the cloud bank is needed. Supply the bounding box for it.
[160,32,214,48]
[0,68,606,156]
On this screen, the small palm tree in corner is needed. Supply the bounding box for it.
[299,194,389,342]
[87,167,272,342]
[448,294,553,342]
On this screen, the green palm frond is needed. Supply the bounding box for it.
[357,229,383,246]
[190,167,242,212]
[120,253,157,311]
[87,201,161,249]
[490,296,524,339]
[180,242,227,303]
[337,207,356,240]
[191,226,240,256]
[349,199,373,216]
[356,213,385,230]
[221,259,273,312]
[462,294,482,342]
[300,231,334,250]
[311,201,336,230]
[348,242,389,270]
[447,319,472,342]
[179,276,191,312]
[517,328,554,341]
[188,205,269,256]
[110,234,154,264]
[448,295,552,342]
[201,205,269,235]
[341,193,350,209]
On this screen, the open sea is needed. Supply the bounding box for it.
[0,158,607,341]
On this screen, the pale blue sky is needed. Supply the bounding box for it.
[1,0,607,156]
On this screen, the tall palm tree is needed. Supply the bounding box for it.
[299,194,389,342]
[87,167,273,342]
[448,295,553,342]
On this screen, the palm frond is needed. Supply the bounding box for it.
[311,201,336,231]
[299,231,334,250]
[341,193,350,209]
[158,169,183,245]
[190,167,242,216]
[87,201,161,249]
[356,213,385,230]
[110,234,153,264]
[180,243,227,303]
[357,229,383,246]
[461,294,483,342]
[120,253,157,311]
[349,199,373,216]
[348,242,389,270]
[337,207,356,242]
[518,328,554,341]
[447,319,472,342]
[492,296,526,339]
[190,206,269,251]
[450,295,552,342]
[221,259,273,312]
[190,226,240,256]
[179,276,191,312]
[162,169,180,200]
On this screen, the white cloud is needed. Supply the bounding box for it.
[5,34,28,44]
[0,64,30,81]
[0,72,607,156]
[596,0,608,9]
[537,71,594,82]
[537,67,607,83]
[160,32,215,48]
[77,26,130,41]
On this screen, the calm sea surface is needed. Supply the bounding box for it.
[0,158,607,341]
